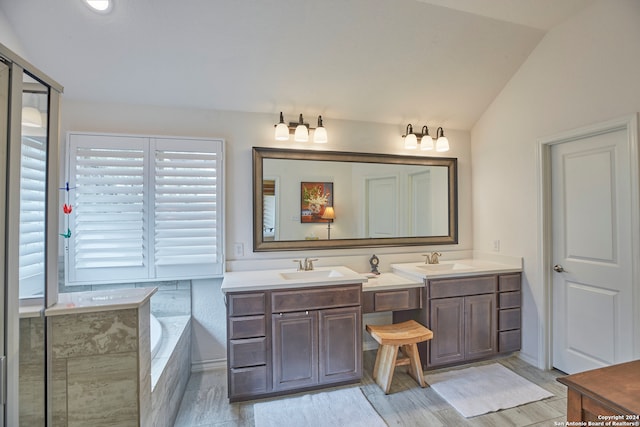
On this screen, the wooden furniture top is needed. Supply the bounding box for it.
[557,360,640,415]
[366,320,433,346]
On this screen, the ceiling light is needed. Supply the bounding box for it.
[403,124,448,152]
[274,112,328,144]
[84,0,113,13]
[22,107,42,128]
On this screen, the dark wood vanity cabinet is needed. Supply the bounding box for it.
[497,273,522,352]
[427,276,497,367]
[394,272,521,370]
[226,284,362,401]
[226,292,269,400]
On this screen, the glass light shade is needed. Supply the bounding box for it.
[22,107,42,128]
[274,123,290,141]
[294,124,309,142]
[404,133,418,149]
[436,135,450,152]
[313,126,328,143]
[420,135,434,151]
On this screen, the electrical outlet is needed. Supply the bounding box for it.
[233,243,244,257]
[493,240,500,252]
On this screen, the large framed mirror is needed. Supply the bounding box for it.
[253,147,458,251]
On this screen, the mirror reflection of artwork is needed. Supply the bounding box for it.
[301,182,333,223]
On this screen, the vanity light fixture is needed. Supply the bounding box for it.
[274,112,328,143]
[294,114,308,142]
[403,124,448,152]
[435,127,449,152]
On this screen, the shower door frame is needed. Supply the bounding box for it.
[0,42,62,427]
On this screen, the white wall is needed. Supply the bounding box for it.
[471,0,640,367]
[59,101,472,366]
[0,9,27,58]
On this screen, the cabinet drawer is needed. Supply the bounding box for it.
[229,315,266,339]
[498,329,521,352]
[228,293,266,316]
[499,308,521,331]
[229,337,267,368]
[272,285,361,313]
[429,276,496,298]
[362,288,421,313]
[499,291,521,309]
[499,274,521,292]
[229,365,268,398]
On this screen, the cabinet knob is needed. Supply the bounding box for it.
[305,311,309,315]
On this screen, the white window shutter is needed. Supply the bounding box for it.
[152,138,223,278]
[19,136,47,297]
[65,133,224,285]
[67,134,150,284]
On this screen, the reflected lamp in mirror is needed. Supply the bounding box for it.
[22,107,42,128]
[274,112,328,143]
[403,124,447,152]
[321,206,335,240]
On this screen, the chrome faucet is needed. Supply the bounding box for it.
[293,257,318,271]
[423,252,442,264]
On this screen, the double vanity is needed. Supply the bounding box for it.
[222,257,522,401]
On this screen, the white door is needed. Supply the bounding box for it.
[366,176,397,238]
[551,124,635,374]
[410,170,432,236]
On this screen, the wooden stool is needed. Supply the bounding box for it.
[365,320,433,394]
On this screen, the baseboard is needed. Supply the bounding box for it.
[363,341,379,352]
[191,358,227,373]
[517,351,539,368]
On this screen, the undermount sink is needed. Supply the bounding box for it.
[417,263,473,271]
[279,269,345,280]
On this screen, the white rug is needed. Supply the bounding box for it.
[253,387,387,427]
[425,363,553,418]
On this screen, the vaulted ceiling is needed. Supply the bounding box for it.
[1,0,593,129]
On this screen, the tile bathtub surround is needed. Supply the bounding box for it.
[151,316,191,427]
[49,304,152,427]
[19,317,46,427]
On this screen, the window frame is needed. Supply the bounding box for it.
[65,132,224,286]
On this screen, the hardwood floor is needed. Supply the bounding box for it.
[173,352,568,427]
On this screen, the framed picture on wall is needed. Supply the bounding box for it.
[301,182,333,223]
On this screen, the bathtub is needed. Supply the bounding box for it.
[150,313,162,359]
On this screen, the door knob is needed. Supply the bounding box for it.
[553,264,565,272]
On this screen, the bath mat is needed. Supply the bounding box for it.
[253,387,387,427]
[425,363,553,418]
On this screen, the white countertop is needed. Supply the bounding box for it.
[391,258,522,281]
[361,272,423,292]
[221,266,367,293]
[45,287,158,316]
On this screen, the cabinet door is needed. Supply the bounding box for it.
[272,311,318,391]
[318,306,362,384]
[429,297,465,366]
[465,293,496,360]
